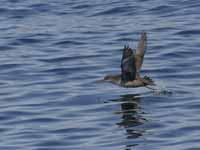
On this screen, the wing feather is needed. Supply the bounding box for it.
[121,46,137,83]
[135,32,147,72]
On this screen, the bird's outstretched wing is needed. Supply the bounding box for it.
[121,46,136,83]
[135,32,147,72]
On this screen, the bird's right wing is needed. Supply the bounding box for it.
[135,32,147,72]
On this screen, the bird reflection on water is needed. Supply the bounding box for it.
[110,94,146,141]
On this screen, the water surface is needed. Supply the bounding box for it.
[0,0,200,150]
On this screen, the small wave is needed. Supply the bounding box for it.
[175,29,200,36]
[42,68,71,75]
[29,3,54,12]
[53,40,85,46]
[7,8,35,19]
[16,38,43,44]
[0,45,15,51]
[72,4,92,9]
[149,5,176,14]
[91,6,134,16]
[38,54,107,63]
[0,63,23,71]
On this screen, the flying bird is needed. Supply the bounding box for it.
[104,32,155,88]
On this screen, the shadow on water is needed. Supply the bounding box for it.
[109,94,147,149]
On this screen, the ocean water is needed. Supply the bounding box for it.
[0,0,200,150]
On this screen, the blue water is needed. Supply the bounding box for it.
[0,0,200,150]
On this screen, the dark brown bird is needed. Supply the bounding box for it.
[104,32,155,88]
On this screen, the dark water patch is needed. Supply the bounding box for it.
[0,91,14,96]
[9,131,46,142]
[66,133,102,141]
[33,33,55,37]
[0,146,22,150]
[0,25,18,31]
[2,110,39,117]
[184,3,200,9]
[51,128,79,134]
[53,40,85,47]
[160,51,187,59]
[72,4,92,9]
[7,0,22,3]
[183,102,200,111]
[175,29,200,37]
[0,45,15,51]
[91,6,135,16]
[55,11,69,16]
[41,68,70,75]
[34,140,67,147]
[0,127,10,133]
[38,54,107,63]
[29,3,55,12]
[16,38,45,45]
[117,32,134,37]
[81,30,107,35]
[0,63,22,71]
[41,66,101,76]
[27,117,61,123]
[152,27,177,32]
[0,8,9,14]
[0,115,15,122]
[149,5,176,15]
[7,8,36,19]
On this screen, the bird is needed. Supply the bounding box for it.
[104,32,155,88]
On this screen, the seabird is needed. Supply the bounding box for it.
[104,32,155,88]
